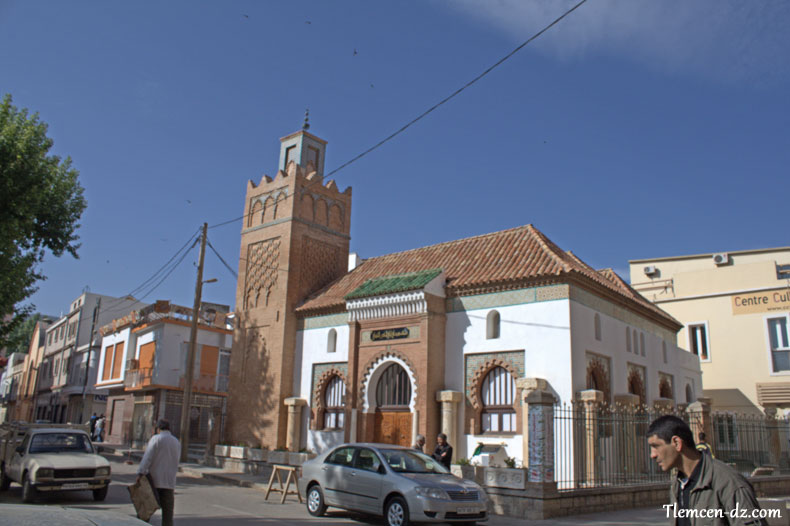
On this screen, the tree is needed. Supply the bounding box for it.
[0,94,86,347]
[3,313,49,354]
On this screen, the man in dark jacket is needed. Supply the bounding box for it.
[432,433,453,469]
[647,415,766,526]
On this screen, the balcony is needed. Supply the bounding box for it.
[124,368,155,389]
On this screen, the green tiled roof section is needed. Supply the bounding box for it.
[345,268,443,300]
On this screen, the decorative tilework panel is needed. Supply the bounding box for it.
[311,362,348,405]
[446,285,569,313]
[301,313,347,330]
[570,286,675,343]
[464,351,525,402]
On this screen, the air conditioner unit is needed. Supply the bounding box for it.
[644,265,658,276]
[712,253,729,266]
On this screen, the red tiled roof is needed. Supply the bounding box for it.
[296,224,681,329]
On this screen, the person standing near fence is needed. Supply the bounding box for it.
[646,415,766,526]
[432,433,453,469]
[696,432,714,458]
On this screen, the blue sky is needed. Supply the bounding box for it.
[2,1,789,318]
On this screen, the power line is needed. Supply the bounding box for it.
[101,228,201,314]
[207,0,588,231]
[102,233,200,316]
[206,236,238,280]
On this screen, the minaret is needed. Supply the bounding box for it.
[226,121,352,449]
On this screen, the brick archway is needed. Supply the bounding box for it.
[586,358,611,405]
[468,358,521,435]
[311,368,349,431]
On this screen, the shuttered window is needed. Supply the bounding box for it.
[481,367,516,433]
[323,376,346,429]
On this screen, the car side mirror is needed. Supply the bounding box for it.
[15,445,24,454]
[378,464,386,474]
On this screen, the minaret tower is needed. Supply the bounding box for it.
[226,118,352,448]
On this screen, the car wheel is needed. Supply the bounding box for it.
[93,484,109,501]
[306,484,327,517]
[385,496,410,526]
[0,465,10,491]
[22,473,37,503]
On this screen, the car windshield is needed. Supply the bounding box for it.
[379,449,449,474]
[29,432,94,454]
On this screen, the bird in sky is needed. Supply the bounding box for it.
[242,14,249,19]
[186,199,192,204]
[353,49,358,56]
[305,20,311,24]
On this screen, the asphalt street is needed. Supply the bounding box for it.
[0,458,671,525]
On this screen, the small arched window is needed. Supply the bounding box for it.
[662,342,667,363]
[685,384,694,404]
[486,310,500,340]
[327,329,337,353]
[594,313,602,341]
[640,333,646,356]
[481,367,516,433]
[323,376,346,429]
[626,328,632,353]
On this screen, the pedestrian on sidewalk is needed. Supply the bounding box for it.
[646,415,766,526]
[413,434,426,453]
[137,419,180,526]
[432,433,453,470]
[94,414,105,442]
[88,413,97,439]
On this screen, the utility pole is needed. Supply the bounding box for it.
[81,297,101,422]
[180,223,207,462]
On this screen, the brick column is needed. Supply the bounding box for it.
[686,397,712,450]
[517,378,555,483]
[579,389,603,487]
[284,398,307,452]
[614,393,640,481]
[436,391,463,456]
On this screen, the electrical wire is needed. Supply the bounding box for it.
[206,237,238,280]
[207,0,588,230]
[101,228,200,313]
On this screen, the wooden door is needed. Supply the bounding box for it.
[374,411,412,447]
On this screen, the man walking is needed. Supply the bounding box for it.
[137,419,180,526]
[432,433,453,470]
[646,415,766,525]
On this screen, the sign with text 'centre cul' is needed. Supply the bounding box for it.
[731,288,790,315]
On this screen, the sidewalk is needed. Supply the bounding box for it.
[100,445,789,525]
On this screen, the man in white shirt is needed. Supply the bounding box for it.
[137,419,180,526]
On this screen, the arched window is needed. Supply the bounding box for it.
[323,376,346,429]
[481,367,516,433]
[662,342,667,363]
[626,328,631,353]
[594,313,602,341]
[376,363,411,410]
[640,333,646,356]
[685,384,694,404]
[327,329,337,353]
[486,310,500,340]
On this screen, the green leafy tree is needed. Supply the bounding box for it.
[0,94,86,347]
[3,313,49,354]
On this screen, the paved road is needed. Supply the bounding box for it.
[0,458,671,525]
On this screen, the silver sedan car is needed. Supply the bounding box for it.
[299,443,488,526]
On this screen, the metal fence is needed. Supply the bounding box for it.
[553,402,790,490]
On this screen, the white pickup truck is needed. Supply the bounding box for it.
[0,423,111,503]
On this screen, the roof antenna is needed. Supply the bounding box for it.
[302,108,310,131]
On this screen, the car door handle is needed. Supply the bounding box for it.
[350,471,357,476]
[322,466,329,471]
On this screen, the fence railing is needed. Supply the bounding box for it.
[553,402,789,491]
